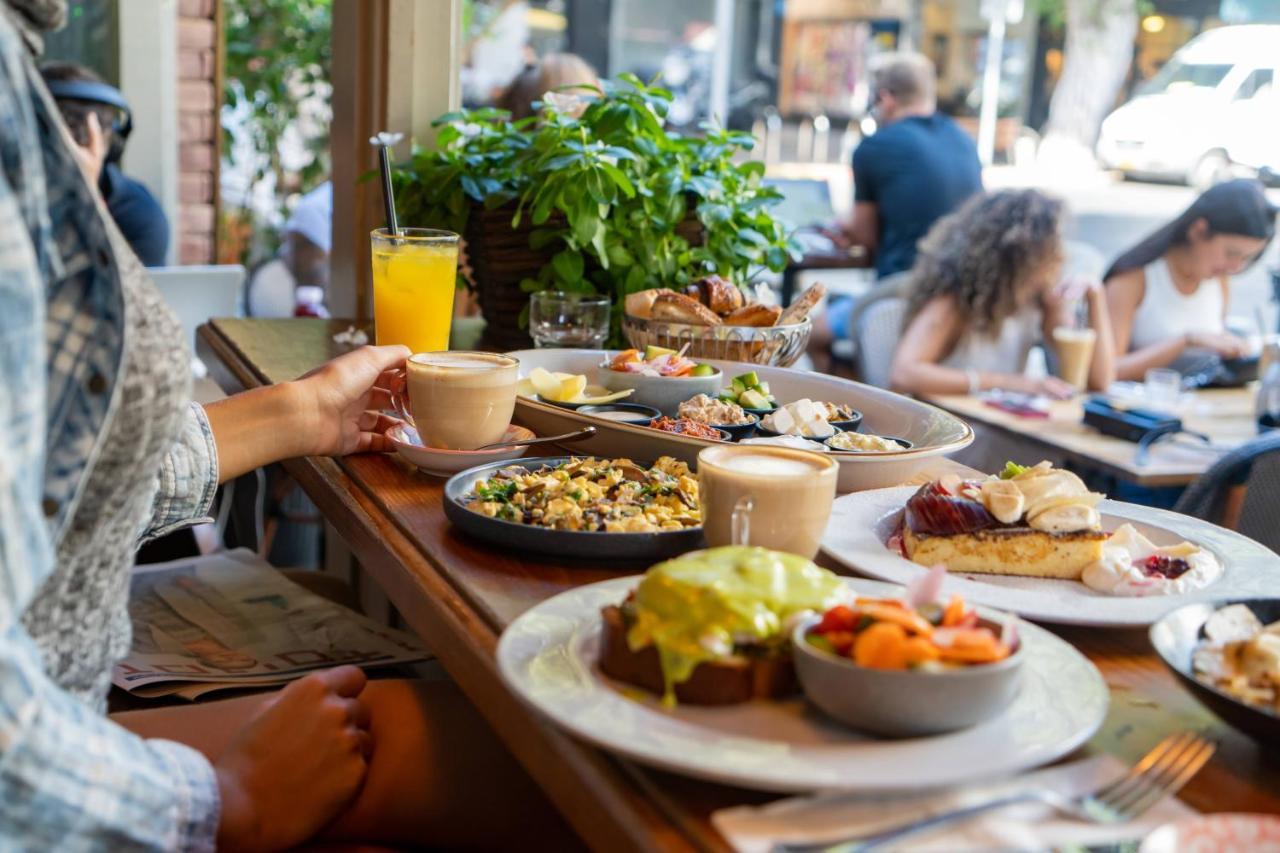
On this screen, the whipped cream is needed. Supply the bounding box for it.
[1082,523,1223,596]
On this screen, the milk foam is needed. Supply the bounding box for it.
[410,352,509,370]
[716,453,819,477]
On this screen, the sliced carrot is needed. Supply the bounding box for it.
[861,603,933,637]
[938,643,1009,664]
[941,595,969,628]
[903,636,941,666]
[823,630,856,657]
[853,622,910,669]
[610,349,641,369]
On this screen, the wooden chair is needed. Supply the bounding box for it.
[1174,431,1280,552]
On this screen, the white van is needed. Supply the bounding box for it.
[1096,25,1280,188]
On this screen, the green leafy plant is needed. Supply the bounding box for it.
[392,75,800,334]
[222,0,332,261]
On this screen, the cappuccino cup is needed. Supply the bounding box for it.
[697,445,838,559]
[390,351,519,450]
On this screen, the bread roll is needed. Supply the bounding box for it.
[723,303,782,327]
[699,276,746,315]
[624,288,677,320]
[778,282,826,326]
[652,291,722,326]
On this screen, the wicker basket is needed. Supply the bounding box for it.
[622,315,812,367]
[464,202,707,350]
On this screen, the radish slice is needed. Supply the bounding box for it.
[906,563,947,608]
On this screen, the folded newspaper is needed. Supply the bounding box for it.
[114,549,429,700]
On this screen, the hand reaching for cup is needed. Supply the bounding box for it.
[294,344,410,457]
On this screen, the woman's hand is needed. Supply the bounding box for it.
[1186,331,1249,360]
[1003,373,1076,400]
[293,345,410,458]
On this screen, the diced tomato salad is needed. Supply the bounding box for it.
[608,348,703,377]
[808,596,1013,670]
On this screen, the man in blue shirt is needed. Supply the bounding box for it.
[824,53,983,344]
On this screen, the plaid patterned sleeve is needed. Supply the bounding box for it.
[0,14,221,848]
[142,402,220,543]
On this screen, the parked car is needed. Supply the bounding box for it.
[1096,25,1280,188]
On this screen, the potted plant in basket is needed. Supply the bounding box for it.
[392,74,801,348]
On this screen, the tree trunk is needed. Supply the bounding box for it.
[1040,0,1137,167]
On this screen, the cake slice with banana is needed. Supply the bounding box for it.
[901,462,1108,580]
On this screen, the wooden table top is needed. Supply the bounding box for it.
[925,389,1260,487]
[199,318,1280,851]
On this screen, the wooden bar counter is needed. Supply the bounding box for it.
[198,318,1280,851]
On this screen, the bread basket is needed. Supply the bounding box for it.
[622,315,812,367]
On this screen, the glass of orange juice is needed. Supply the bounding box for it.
[370,228,460,352]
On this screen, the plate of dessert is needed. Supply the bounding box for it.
[442,455,704,560]
[510,348,973,493]
[820,462,1280,627]
[497,547,1107,793]
[1151,599,1280,746]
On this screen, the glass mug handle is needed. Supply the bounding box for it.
[387,367,416,428]
[730,495,755,547]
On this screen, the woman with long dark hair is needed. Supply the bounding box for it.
[1105,179,1277,381]
[890,189,1116,397]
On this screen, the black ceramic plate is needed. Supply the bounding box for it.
[1150,598,1280,748]
[444,456,705,560]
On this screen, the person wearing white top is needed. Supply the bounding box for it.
[1105,179,1276,381]
[891,190,1116,398]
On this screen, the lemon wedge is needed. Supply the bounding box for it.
[556,374,588,402]
[528,367,563,398]
[577,388,634,405]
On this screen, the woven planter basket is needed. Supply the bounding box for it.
[465,202,705,350]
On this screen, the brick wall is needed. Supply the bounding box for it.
[176,0,219,264]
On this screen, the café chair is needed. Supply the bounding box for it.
[848,271,912,388]
[1174,430,1280,553]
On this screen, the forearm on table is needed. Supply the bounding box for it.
[1086,292,1117,390]
[892,362,1005,396]
[1115,336,1185,381]
[204,382,314,483]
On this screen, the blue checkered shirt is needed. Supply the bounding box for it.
[0,8,220,850]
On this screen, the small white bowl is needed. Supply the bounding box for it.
[792,614,1024,737]
[388,423,535,476]
[596,362,723,415]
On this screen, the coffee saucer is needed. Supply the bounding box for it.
[388,423,536,476]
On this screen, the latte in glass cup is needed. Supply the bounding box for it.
[395,351,519,450]
[697,445,838,560]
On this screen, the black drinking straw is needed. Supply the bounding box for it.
[369,131,404,238]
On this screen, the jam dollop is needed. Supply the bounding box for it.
[1139,555,1193,580]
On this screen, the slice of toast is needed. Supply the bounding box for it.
[597,605,796,704]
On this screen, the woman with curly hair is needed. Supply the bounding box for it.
[890,189,1115,397]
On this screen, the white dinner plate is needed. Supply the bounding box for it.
[497,576,1107,793]
[821,487,1280,628]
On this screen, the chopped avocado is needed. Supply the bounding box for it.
[756,381,771,395]
[644,344,677,360]
[690,363,716,377]
[718,392,737,403]
[735,371,761,390]
[998,461,1028,480]
[730,377,747,395]
[739,389,770,409]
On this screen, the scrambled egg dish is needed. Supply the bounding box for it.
[464,456,700,533]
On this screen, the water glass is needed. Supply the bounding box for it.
[529,291,610,348]
[1144,367,1183,411]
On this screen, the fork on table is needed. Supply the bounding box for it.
[772,732,1215,853]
